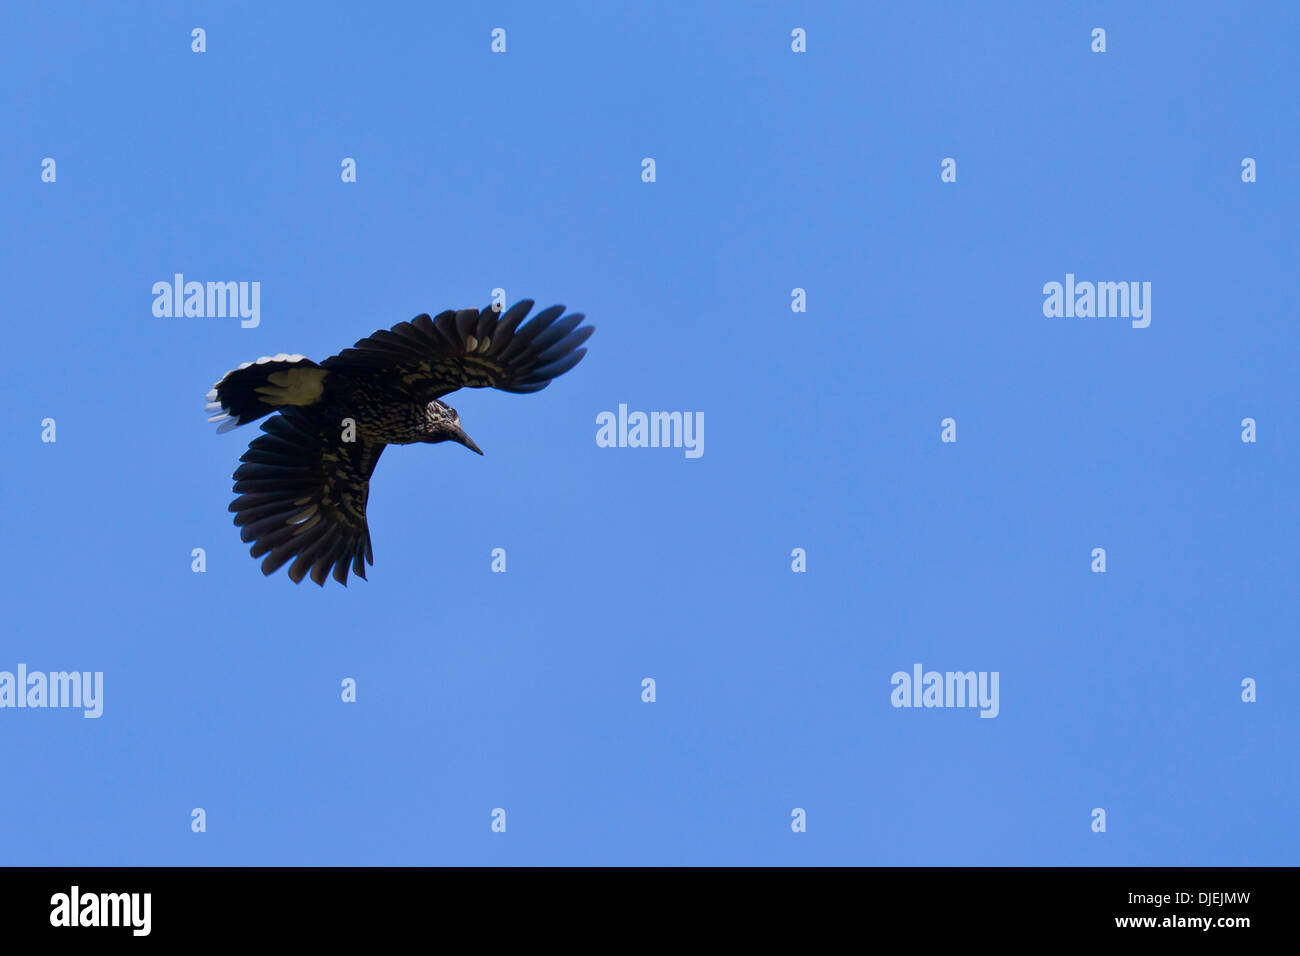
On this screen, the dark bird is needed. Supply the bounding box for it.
[205,300,592,586]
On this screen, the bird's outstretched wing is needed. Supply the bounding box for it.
[228,409,385,586]
[319,300,593,402]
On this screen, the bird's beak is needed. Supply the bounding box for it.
[453,427,484,455]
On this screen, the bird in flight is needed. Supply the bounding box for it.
[205,300,593,586]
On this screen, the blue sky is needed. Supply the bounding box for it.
[1,1,1296,865]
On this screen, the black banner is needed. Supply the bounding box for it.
[0,866,1277,941]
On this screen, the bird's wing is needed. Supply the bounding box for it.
[319,300,593,402]
[228,409,385,586]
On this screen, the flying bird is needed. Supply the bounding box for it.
[205,300,592,586]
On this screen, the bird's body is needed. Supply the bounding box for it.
[205,300,592,586]
[307,374,452,445]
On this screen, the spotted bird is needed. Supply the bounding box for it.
[205,300,592,585]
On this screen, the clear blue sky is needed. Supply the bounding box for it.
[2,1,1296,865]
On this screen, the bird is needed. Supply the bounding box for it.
[205,300,593,586]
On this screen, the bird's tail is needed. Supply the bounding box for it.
[205,354,328,433]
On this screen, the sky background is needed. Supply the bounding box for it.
[1,1,1296,865]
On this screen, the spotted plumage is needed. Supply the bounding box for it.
[206,300,593,585]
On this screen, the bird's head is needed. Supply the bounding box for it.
[425,400,483,455]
